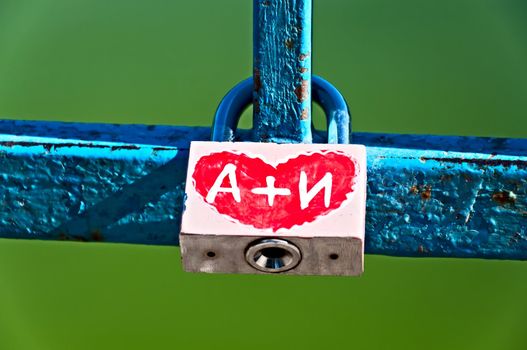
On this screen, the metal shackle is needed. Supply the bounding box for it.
[212,75,352,144]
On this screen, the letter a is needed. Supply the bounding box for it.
[206,164,241,203]
[299,171,333,209]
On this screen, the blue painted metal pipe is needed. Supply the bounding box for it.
[253,0,312,143]
[0,120,525,260]
[1,1,525,262]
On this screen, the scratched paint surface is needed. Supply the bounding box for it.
[366,148,527,259]
[0,122,525,259]
[0,135,184,245]
[253,0,312,143]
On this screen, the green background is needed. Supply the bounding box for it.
[0,0,526,349]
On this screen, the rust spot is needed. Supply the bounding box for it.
[294,80,309,102]
[492,191,516,206]
[91,230,104,242]
[299,52,310,61]
[299,67,308,73]
[300,108,309,120]
[421,185,432,200]
[254,68,262,92]
[462,174,473,182]
[417,245,428,254]
[440,174,453,182]
[409,184,432,199]
[285,38,294,49]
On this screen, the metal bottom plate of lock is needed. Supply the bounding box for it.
[180,234,363,276]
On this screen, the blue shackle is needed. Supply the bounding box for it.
[212,75,352,144]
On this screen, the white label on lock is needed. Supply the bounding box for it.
[182,142,367,239]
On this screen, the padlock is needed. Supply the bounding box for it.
[180,76,367,276]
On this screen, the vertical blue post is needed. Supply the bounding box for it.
[253,0,312,143]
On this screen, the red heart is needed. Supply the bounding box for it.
[192,151,357,231]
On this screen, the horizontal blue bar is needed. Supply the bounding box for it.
[0,120,525,259]
[1,119,525,156]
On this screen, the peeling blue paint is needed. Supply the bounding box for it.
[366,148,527,259]
[253,0,312,143]
[0,134,184,245]
[0,122,525,260]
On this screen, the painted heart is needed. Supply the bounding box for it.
[192,151,357,231]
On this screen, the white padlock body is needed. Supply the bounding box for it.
[180,141,367,276]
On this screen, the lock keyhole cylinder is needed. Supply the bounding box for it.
[245,239,302,273]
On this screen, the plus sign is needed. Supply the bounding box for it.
[251,176,291,206]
